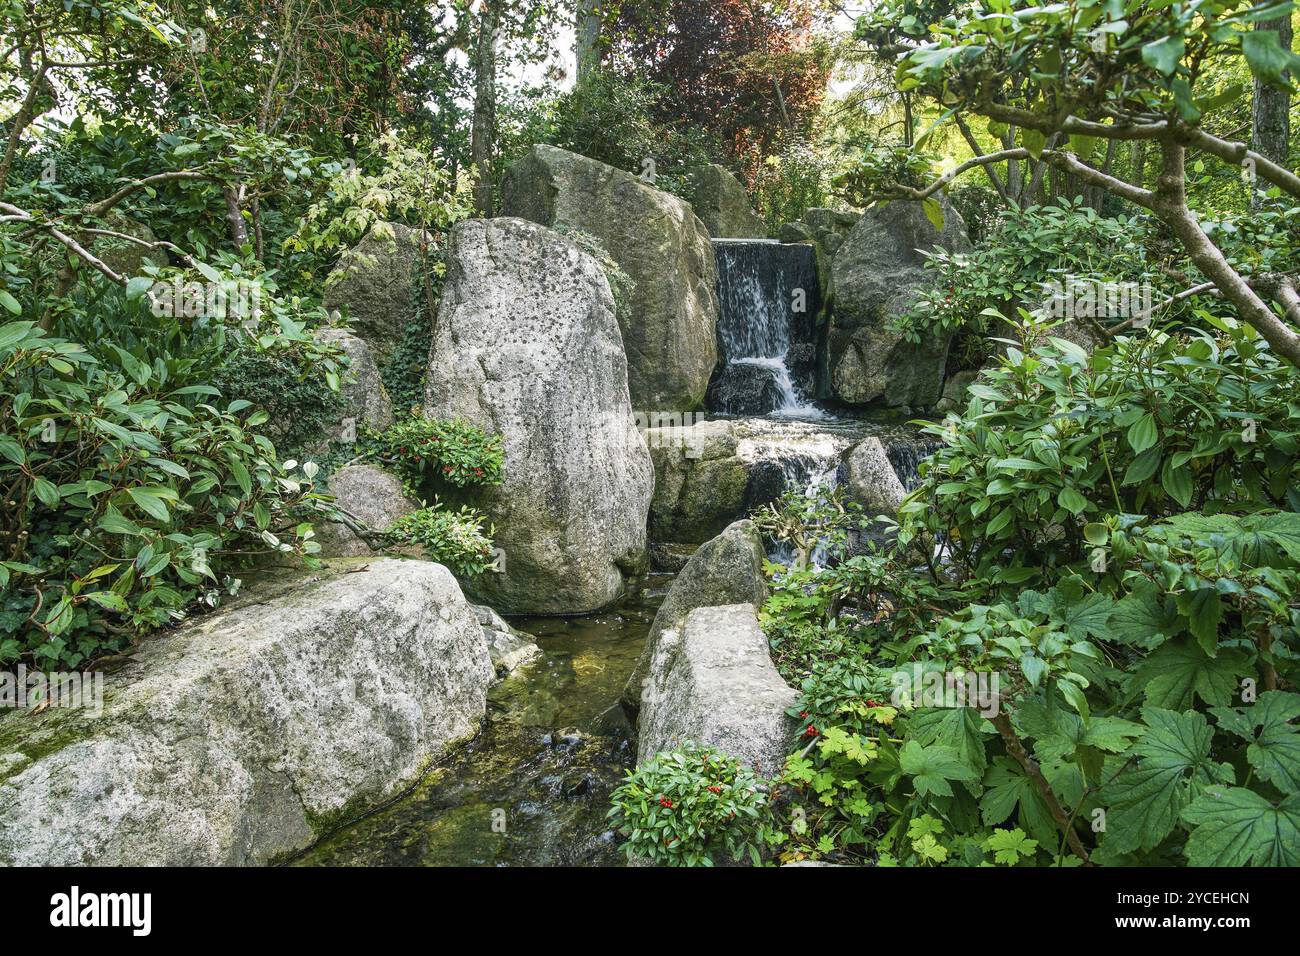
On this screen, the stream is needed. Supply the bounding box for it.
[297,238,940,867]
[293,574,673,867]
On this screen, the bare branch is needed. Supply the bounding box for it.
[880,148,1154,209]
[81,171,215,218]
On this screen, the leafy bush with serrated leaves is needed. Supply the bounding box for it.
[745,317,1300,867]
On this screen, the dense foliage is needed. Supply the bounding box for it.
[637,315,1300,867]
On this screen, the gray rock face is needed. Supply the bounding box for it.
[323,221,425,360]
[502,145,719,410]
[312,329,394,451]
[706,361,786,416]
[0,559,494,866]
[314,464,419,557]
[469,603,542,677]
[800,207,862,256]
[844,437,906,518]
[647,420,749,545]
[424,217,653,614]
[625,519,768,711]
[685,164,767,238]
[636,604,797,777]
[829,198,970,408]
[935,368,981,413]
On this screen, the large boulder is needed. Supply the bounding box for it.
[624,520,768,712]
[636,604,798,777]
[424,217,653,614]
[0,559,495,866]
[314,464,419,557]
[323,221,426,360]
[311,329,394,452]
[502,145,719,410]
[685,164,767,239]
[829,198,970,408]
[705,362,786,416]
[843,437,906,518]
[647,420,750,544]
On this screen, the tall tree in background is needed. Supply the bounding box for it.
[576,0,606,85]
[1251,15,1293,174]
[471,0,501,215]
[605,0,832,178]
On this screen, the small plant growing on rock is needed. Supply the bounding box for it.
[362,413,504,496]
[386,504,495,578]
[607,745,771,866]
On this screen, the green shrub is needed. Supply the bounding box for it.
[0,320,326,667]
[387,504,496,578]
[895,200,1165,364]
[529,70,723,197]
[360,412,504,497]
[751,317,1300,867]
[752,141,834,233]
[607,746,772,866]
[210,342,343,458]
[903,318,1300,590]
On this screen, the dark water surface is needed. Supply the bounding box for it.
[293,574,673,867]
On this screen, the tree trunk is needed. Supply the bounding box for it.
[471,0,500,217]
[1153,140,1300,367]
[576,0,604,86]
[1251,17,1293,177]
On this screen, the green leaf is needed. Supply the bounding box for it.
[1083,523,1109,547]
[1058,487,1088,515]
[1181,789,1300,866]
[983,827,1038,865]
[1141,34,1184,76]
[1126,413,1158,454]
[1136,640,1246,710]
[84,591,129,613]
[1242,29,1300,89]
[1053,591,1114,639]
[900,740,980,798]
[33,477,60,508]
[1160,456,1194,508]
[1098,707,1233,856]
[908,707,989,775]
[1213,692,1300,795]
[125,277,153,301]
[980,757,1059,847]
[1109,581,1181,650]
[1121,445,1162,485]
[0,290,21,315]
[127,487,171,523]
[226,452,252,496]
[922,196,945,233]
[1177,588,1223,658]
[0,435,25,465]
[1019,127,1046,160]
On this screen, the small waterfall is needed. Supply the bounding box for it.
[708,239,823,418]
[887,438,946,491]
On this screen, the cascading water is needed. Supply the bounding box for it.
[707,239,824,419]
[888,437,947,491]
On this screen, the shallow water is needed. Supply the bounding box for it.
[292,575,673,867]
